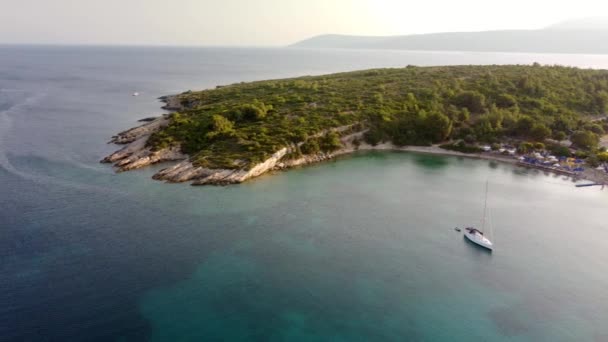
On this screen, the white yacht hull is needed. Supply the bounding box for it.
[464,230,493,250]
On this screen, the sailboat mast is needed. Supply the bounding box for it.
[482,181,488,231]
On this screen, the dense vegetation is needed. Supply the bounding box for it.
[147,65,608,169]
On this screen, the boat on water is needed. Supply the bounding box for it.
[464,227,493,250]
[464,181,494,251]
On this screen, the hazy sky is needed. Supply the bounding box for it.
[0,0,607,46]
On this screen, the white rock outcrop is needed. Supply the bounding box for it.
[103,116,366,185]
[101,116,187,171]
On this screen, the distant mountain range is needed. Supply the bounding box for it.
[291,18,608,54]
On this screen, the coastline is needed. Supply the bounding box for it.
[101,96,607,187]
[347,144,608,185]
[339,141,608,185]
[102,120,608,186]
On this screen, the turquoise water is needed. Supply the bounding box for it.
[1,46,608,341]
[133,152,608,341]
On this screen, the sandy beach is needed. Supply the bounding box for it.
[332,140,608,185]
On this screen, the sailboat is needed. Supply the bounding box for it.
[464,181,494,251]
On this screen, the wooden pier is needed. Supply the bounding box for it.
[516,161,577,177]
[576,183,605,188]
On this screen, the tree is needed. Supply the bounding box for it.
[424,112,453,142]
[597,152,608,163]
[210,115,233,132]
[570,130,599,150]
[587,154,600,167]
[518,76,530,90]
[530,124,551,141]
[495,94,517,108]
[501,111,519,132]
[473,117,495,142]
[518,142,534,154]
[464,134,476,144]
[240,102,270,121]
[300,139,320,155]
[452,91,486,113]
[391,114,422,146]
[458,108,471,123]
[515,116,535,136]
[552,115,574,133]
[373,92,384,104]
[548,144,571,157]
[594,91,608,113]
[364,131,380,146]
[584,123,605,135]
[534,142,545,151]
[320,132,342,152]
[204,115,235,140]
[487,108,504,130]
[553,131,567,141]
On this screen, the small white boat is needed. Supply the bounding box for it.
[464,227,493,250]
[464,181,494,251]
[132,92,140,97]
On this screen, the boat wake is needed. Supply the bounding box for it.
[0,91,126,195]
[0,91,45,179]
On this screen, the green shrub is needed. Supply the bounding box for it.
[518,142,535,154]
[440,143,483,154]
[597,152,608,162]
[548,144,571,157]
[452,91,486,113]
[530,124,552,141]
[320,132,342,152]
[495,94,517,108]
[300,139,320,155]
[553,131,567,141]
[571,130,599,150]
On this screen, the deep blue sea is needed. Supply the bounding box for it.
[1,46,608,341]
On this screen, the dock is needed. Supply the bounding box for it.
[516,161,577,177]
[576,183,605,188]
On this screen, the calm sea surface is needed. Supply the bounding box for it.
[1,46,607,341]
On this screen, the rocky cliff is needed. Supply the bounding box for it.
[102,116,187,172]
[102,110,365,185]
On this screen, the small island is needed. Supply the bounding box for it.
[103,65,608,185]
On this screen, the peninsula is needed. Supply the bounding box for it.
[103,65,608,185]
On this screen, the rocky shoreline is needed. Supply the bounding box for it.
[102,115,187,172]
[102,96,607,186]
[101,110,362,185]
